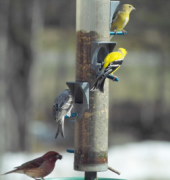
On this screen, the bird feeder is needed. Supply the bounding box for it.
[47,0,126,180]
[74,0,112,175]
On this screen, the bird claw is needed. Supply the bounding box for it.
[112,76,118,81]
[113,76,117,79]
[122,29,127,34]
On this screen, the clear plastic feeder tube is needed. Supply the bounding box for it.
[75,0,110,172]
[76,0,110,41]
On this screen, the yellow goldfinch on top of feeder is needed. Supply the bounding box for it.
[91,48,127,92]
[111,4,135,34]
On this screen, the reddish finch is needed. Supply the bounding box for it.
[2,151,62,180]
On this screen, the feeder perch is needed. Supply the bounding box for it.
[107,75,119,82]
[110,31,127,35]
[66,149,75,153]
[65,113,78,119]
[66,82,89,121]
[46,178,125,180]
[91,42,116,74]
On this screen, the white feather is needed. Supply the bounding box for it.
[123,17,129,28]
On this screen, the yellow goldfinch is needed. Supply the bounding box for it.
[111,4,135,34]
[91,48,127,92]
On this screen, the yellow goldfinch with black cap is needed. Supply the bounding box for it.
[91,48,127,92]
[111,4,135,34]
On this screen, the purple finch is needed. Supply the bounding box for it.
[2,151,62,180]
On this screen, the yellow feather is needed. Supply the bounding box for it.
[103,52,122,68]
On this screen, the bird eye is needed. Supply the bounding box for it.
[129,6,131,8]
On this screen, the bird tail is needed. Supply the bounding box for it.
[55,117,65,138]
[91,79,99,91]
[98,77,106,93]
[91,68,105,91]
[2,170,17,175]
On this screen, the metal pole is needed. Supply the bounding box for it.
[75,0,110,178]
[85,172,97,180]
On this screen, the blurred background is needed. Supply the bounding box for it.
[0,0,170,180]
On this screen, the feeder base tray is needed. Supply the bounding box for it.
[45,177,125,180]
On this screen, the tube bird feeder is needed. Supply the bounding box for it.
[75,0,110,172]
[49,1,125,180]
[72,0,118,179]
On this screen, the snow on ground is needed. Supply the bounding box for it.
[1,141,170,180]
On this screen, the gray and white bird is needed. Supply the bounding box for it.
[53,89,73,138]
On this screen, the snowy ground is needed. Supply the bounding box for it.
[1,141,170,180]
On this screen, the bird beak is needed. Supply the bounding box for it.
[56,154,62,160]
[132,7,136,10]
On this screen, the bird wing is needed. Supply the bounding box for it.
[15,157,44,170]
[110,10,120,31]
[59,95,73,119]
[108,58,124,74]
[53,90,73,121]
[60,94,73,110]
[111,5,130,31]
[112,3,126,23]
[112,9,119,24]
[104,52,122,68]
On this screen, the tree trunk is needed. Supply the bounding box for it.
[5,0,33,151]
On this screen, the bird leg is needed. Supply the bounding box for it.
[111,75,118,81]
[122,29,127,34]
